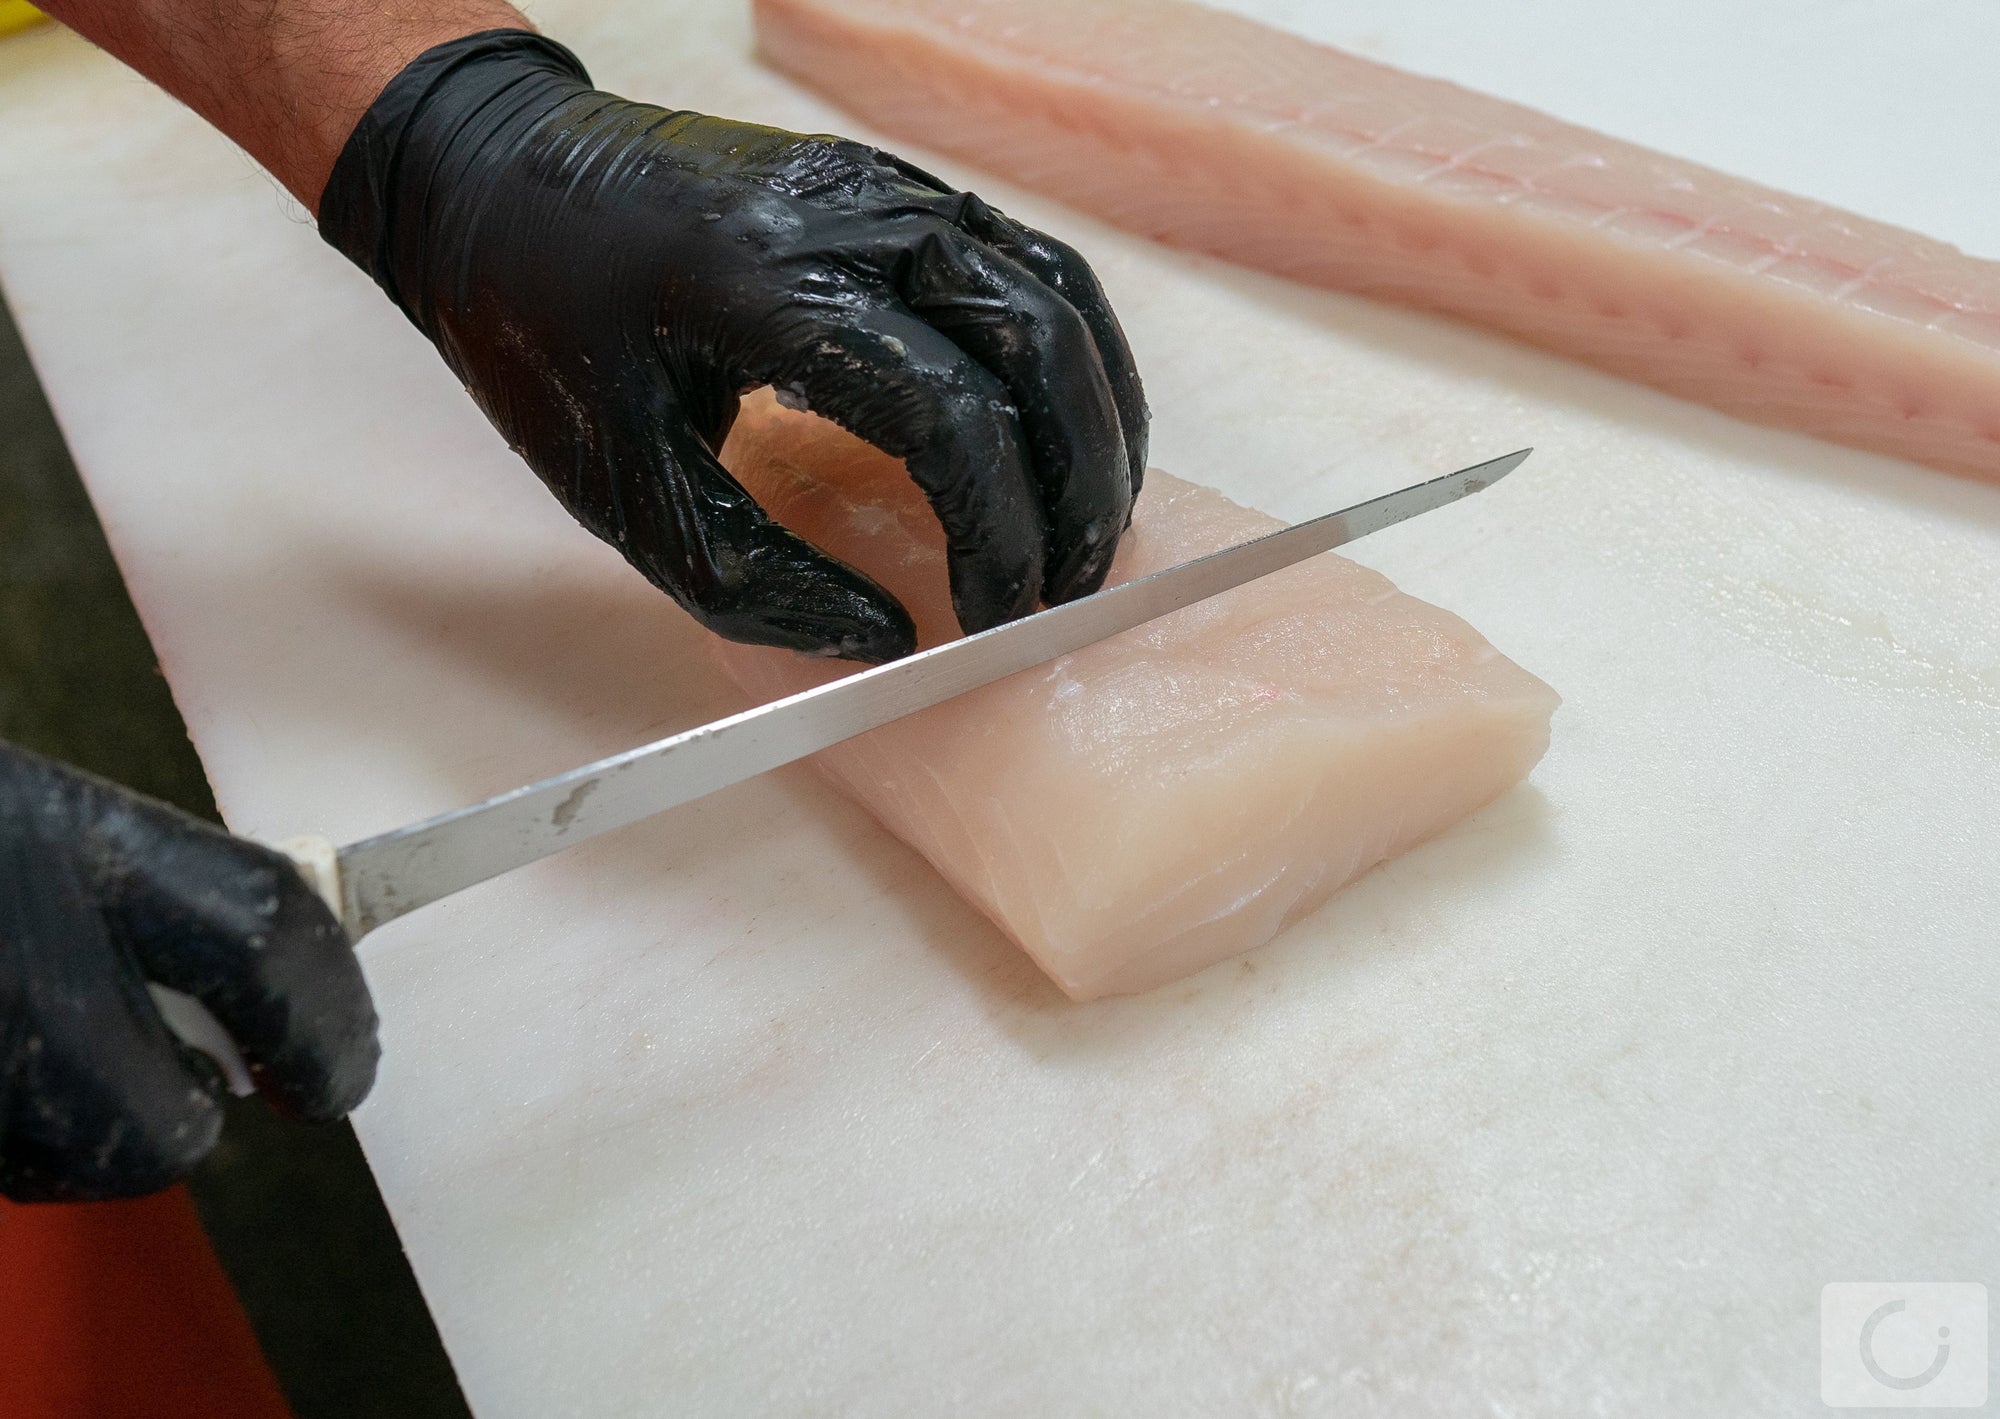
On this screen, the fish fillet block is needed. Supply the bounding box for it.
[757,0,2000,483]
[716,398,1557,1000]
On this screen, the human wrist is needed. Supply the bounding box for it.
[275,0,537,209]
[34,0,533,209]
[317,29,594,325]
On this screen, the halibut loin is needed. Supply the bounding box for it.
[715,398,1557,1000]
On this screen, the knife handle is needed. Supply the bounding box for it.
[152,834,347,1099]
[278,833,345,920]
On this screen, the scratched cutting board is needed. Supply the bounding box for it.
[2,2,1998,1413]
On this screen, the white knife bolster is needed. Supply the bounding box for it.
[276,833,346,926]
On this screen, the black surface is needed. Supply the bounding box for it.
[188,1097,472,1419]
[0,287,471,1419]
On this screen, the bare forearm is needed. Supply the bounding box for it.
[37,0,531,208]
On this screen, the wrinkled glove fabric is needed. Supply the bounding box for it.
[318,29,1149,661]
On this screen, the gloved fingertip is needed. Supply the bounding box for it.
[698,532,920,663]
[948,557,1040,638]
[792,587,919,663]
[1047,545,1118,605]
[703,598,918,663]
[1041,504,1131,604]
[835,602,920,665]
[262,1017,381,1123]
[776,522,921,660]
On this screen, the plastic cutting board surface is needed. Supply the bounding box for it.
[1,2,1997,1414]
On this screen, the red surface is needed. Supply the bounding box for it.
[0,1187,292,1419]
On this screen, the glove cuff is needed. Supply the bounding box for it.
[317,29,592,328]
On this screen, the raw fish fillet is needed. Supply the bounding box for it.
[757,0,2000,483]
[716,396,1557,1000]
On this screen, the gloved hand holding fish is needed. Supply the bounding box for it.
[316,28,1150,661]
[19,0,2000,1209]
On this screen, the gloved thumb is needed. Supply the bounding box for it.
[614,413,919,663]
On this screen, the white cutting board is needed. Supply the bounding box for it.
[3,2,1998,1414]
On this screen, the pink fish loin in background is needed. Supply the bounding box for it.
[758,0,2000,483]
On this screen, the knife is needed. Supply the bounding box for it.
[152,447,1530,1090]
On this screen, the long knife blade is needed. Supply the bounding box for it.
[333,448,1530,938]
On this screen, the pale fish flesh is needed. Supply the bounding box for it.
[715,397,1558,1000]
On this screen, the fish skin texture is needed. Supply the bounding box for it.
[716,396,1558,1000]
[756,0,2000,483]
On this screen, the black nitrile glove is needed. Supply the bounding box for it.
[318,30,1147,662]
[0,744,378,1202]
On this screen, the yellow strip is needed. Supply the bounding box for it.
[0,0,49,40]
